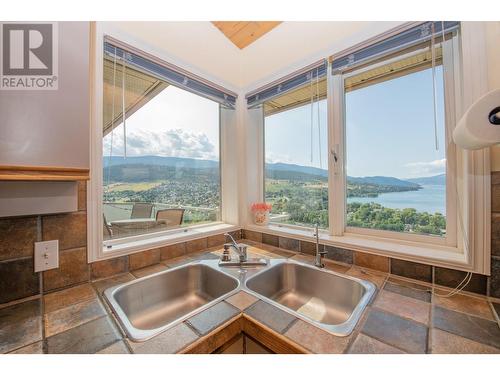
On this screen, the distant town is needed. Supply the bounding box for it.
[103,155,446,236]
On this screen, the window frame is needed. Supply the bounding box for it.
[331,37,459,248]
[87,23,240,262]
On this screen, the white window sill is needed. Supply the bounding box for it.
[96,222,240,261]
[245,223,474,273]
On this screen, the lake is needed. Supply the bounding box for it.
[347,185,446,215]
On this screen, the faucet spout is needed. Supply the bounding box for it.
[313,224,327,268]
[223,233,248,262]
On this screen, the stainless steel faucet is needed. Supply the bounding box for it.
[223,233,248,262]
[313,224,327,268]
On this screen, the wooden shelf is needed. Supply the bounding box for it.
[0,165,89,181]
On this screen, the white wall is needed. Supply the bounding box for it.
[0,22,90,169]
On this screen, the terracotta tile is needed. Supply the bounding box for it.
[490,257,500,298]
[291,254,350,273]
[190,251,220,261]
[207,233,226,247]
[159,242,186,260]
[390,258,432,283]
[432,305,500,349]
[187,301,239,336]
[0,258,40,304]
[8,340,44,354]
[346,266,387,288]
[185,237,208,254]
[226,291,258,310]
[42,211,87,250]
[259,245,295,258]
[285,319,350,353]
[128,323,198,354]
[96,340,130,354]
[242,230,262,243]
[348,333,405,354]
[131,263,168,278]
[0,216,37,261]
[433,290,494,320]
[361,308,428,353]
[262,233,279,247]
[92,273,135,295]
[128,248,160,270]
[44,283,96,313]
[374,290,430,325]
[45,298,107,337]
[431,329,500,354]
[354,252,389,272]
[91,256,129,280]
[245,300,296,334]
[384,277,431,302]
[161,255,193,268]
[43,247,89,291]
[77,181,87,211]
[325,245,353,264]
[0,299,42,353]
[434,266,487,295]
[47,316,121,354]
[279,237,299,252]
[299,240,323,256]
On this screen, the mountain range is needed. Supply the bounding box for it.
[103,156,444,187]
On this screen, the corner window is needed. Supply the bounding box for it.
[102,44,222,241]
[263,74,329,229]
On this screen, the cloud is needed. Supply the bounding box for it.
[404,158,446,177]
[265,151,293,164]
[103,128,217,160]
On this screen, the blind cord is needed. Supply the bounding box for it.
[105,47,118,193]
[316,68,323,170]
[122,52,127,158]
[310,74,314,164]
[429,21,473,298]
[431,22,440,151]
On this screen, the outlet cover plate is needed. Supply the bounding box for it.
[34,240,59,272]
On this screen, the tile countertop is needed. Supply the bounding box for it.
[2,241,500,354]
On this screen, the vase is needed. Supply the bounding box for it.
[253,210,269,226]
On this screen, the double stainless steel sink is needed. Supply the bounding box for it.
[105,258,375,342]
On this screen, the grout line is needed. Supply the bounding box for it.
[36,215,49,354]
[281,317,298,335]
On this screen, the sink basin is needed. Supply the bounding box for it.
[104,262,239,341]
[245,260,375,336]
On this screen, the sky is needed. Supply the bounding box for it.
[103,85,220,160]
[103,66,446,180]
[265,66,446,179]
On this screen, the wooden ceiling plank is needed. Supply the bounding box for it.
[211,21,282,49]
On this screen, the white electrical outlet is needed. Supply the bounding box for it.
[34,240,59,272]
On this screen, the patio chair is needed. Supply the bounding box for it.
[156,208,185,228]
[103,214,113,238]
[131,202,153,219]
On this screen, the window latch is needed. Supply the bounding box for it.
[331,149,338,163]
